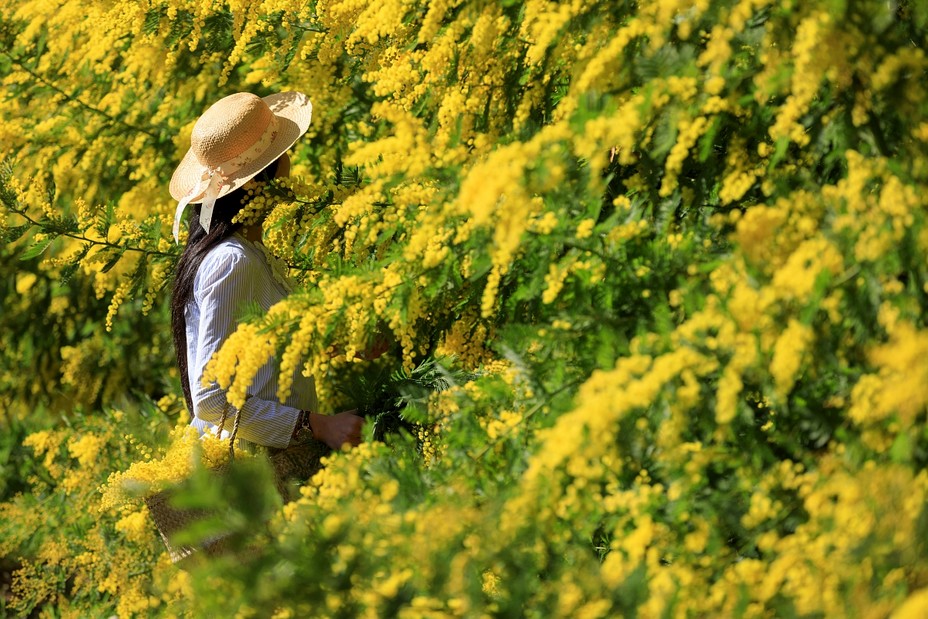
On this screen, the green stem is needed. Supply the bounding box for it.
[10,205,175,258]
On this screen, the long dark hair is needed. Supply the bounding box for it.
[171,158,280,412]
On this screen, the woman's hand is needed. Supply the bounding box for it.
[310,410,363,450]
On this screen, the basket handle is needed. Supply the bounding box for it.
[214,403,242,461]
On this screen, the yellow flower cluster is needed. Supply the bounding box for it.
[231,180,282,227]
[434,311,492,368]
[661,116,710,197]
[4,409,194,617]
[100,424,250,509]
[830,151,918,262]
[711,458,928,617]
[770,319,814,399]
[850,320,928,449]
[202,322,279,409]
[59,341,106,407]
[768,12,832,146]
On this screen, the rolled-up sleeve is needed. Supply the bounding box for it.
[191,250,300,449]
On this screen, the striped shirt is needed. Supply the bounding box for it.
[185,233,316,448]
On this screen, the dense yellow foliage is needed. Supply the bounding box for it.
[2,0,927,617]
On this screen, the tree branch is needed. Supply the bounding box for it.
[9,205,176,258]
[2,51,162,140]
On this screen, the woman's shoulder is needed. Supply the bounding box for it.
[195,236,260,285]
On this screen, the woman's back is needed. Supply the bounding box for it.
[185,233,316,447]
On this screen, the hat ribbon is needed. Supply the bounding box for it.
[171,116,280,244]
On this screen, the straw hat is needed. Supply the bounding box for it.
[170,91,313,242]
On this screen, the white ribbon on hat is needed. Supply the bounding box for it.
[172,169,223,243]
[172,116,280,244]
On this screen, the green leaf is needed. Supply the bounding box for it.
[19,237,54,261]
[916,4,928,30]
[59,244,91,285]
[44,176,56,206]
[2,224,30,243]
[142,8,163,35]
[94,204,116,239]
[799,269,833,324]
[769,136,790,168]
[698,116,723,163]
[890,431,912,463]
[650,112,679,160]
[128,254,149,295]
[100,250,124,273]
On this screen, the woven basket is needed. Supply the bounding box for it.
[146,405,333,561]
[145,405,240,564]
[267,438,331,502]
[144,484,231,563]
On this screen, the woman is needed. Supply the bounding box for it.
[169,91,362,455]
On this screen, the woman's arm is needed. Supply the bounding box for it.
[191,250,303,448]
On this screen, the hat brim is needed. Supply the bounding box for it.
[169,91,313,203]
